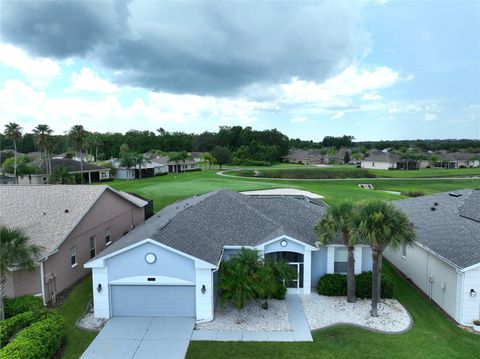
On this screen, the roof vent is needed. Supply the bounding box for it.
[449,192,462,197]
[65,209,69,213]
[430,207,436,211]
[433,202,439,206]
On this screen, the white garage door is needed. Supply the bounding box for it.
[110,285,195,317]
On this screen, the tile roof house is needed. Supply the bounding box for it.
[1,185,148,305]
[385,190,480,326]
[360,150,420,170]
[85,190,373,320]
[16,158,111,185]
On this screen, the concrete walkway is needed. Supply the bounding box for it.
[191,295,312,342]
[81,317,194,359]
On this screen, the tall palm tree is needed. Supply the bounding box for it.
[133,153,148,179]
[119,152,136,180]
[350,201,415,317]
[315,201,357,303]
[3,122,23,184]
[32,124,53,176]
[68,125,87,179]
[0,226,41,320]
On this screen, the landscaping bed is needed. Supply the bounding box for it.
[301,293,411,333]
[196,300,291,332]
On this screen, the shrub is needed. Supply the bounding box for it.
[405,191,425,197]
[0,311,41,347]
[3,296,43,319]
[235,168,376,179]
[473,319,480,326]
[0,312,64,359]
[316,272,394,299]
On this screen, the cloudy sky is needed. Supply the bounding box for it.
[1,0,479,141]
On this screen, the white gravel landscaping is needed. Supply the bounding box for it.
[196,299,291,331]
[301,293,411,333]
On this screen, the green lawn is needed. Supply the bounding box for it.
[186,261,480,359]
[56,276,97,359]
[106,170,480,212]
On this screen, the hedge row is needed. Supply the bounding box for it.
[0,312,64,359]
[4,296,43,319]
[0,311,41,347]
[317,272,394,299]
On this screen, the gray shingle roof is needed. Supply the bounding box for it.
[35,159,109,173]
[0,185,146,258]
[92,190,327,265]
[393,190,480,270]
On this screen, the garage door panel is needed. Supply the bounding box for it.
[111,285,195,317]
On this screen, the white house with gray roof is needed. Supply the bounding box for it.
[85,190,373,321]
[385,190,480,326]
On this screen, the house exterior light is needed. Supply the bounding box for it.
[201,285,206,294]
[471,289,477,297]
[97,284,102,292]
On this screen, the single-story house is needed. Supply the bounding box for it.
[16,158,111,184]
[1,185,148,305]
[86,189,372,320]
[113,160,167,180]
[150,156,200,173]
[360,151,420,170]
[432,152,480,169]
[190,152,206,163]
[385,190,480,326]
[281,148,328,165]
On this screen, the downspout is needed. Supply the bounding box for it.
[455,269,472,326]
[40,260,46,306]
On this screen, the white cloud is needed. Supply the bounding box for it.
[0,43,60,87]
[362,91,382,100]
[331,112,345,120]
[291,117,307,123]
[0,80,272,133]
[424,113,438,122]
[68,67,118,93]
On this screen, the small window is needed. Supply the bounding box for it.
[105,227,111,245]
[89,236,96,258]
[372,162,375,167]
[401,244,407,258]
[70,247,77,267]
[334,247,348,274]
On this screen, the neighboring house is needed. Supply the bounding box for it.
[85,189,372,320]
[16,158,110,184]
[1,185,148,305]
[385,190,480,326]
[432,152,480,168]
[53,153,95,162]
[150,156,200,173]
[360,150,420,170]
[281,148,328,165]
[190,152,205,163]
[113,160,167,180]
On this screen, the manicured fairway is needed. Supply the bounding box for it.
[186,261,480,359]
[107,170,480,212]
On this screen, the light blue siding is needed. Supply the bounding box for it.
[264,239,305,254]
[107,242,196,283]
[362,246,373,272]
[311,248,328,286]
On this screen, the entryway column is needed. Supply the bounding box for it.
[303,249,311,294]
[327,246,335,274]
[354,246,363,274]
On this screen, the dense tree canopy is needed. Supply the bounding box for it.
[1,126,479,164]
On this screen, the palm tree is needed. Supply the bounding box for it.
[119,152,136,180]
[49,165,74,184]
[133,153,149,179]
[68,125,87,179]
[350,201,415,316]
[0,226,41,320]
[315,201,357,303]
[200,152,216,170]
[32,124,53,176]
[3,122,23,184]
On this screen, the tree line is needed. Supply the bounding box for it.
[2,124,479,166]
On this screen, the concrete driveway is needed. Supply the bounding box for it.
[81,317,195,359]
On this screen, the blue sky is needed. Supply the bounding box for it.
[0,0,478,141]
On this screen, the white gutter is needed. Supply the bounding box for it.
[40,260,46,306]
[455,269,471,326]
